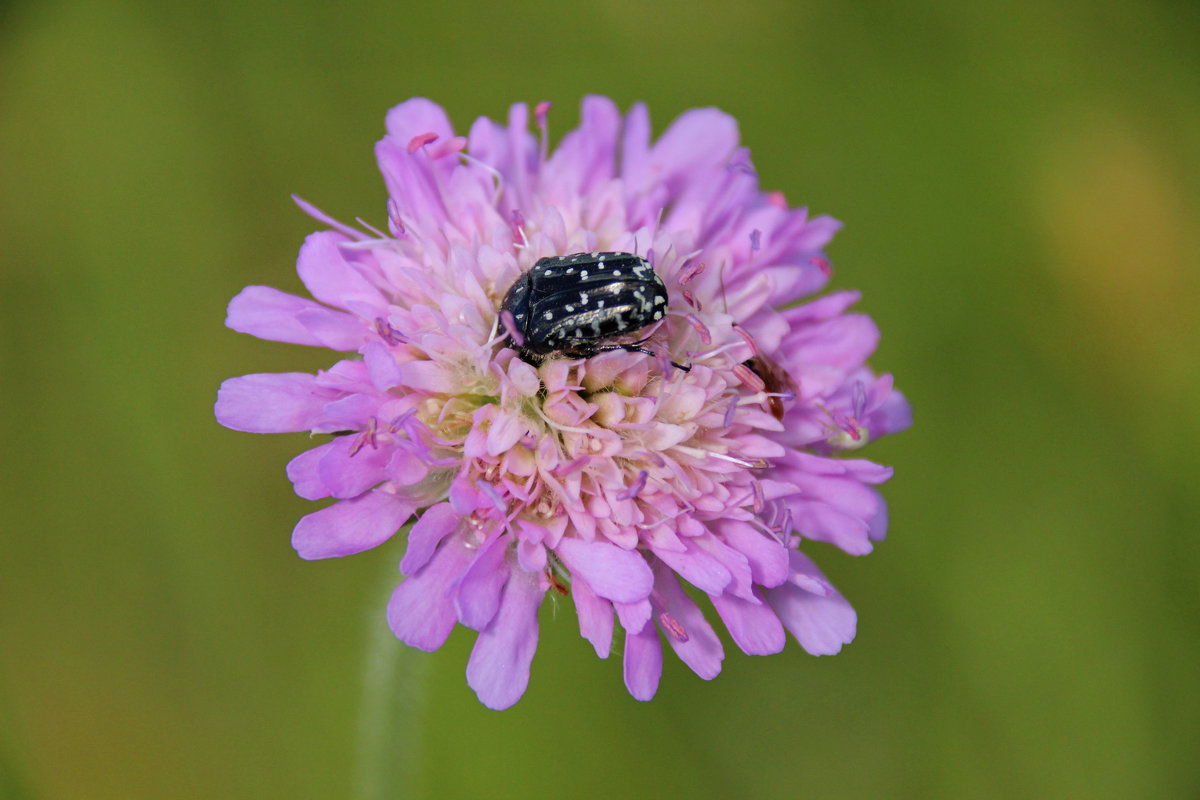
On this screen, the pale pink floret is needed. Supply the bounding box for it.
[215,96,910,709]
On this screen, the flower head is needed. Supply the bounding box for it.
[215,97,911,709]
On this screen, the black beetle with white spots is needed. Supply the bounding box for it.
[500,251,678,366]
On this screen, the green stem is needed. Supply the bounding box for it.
[352,534,428,800]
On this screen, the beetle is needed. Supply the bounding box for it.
[499,251,684,367]
[744,354,796,421]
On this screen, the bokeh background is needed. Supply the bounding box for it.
[2,0,1198,797]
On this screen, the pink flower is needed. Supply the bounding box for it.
[215,97,911,709]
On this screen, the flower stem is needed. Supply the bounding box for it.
[353,534,427,800]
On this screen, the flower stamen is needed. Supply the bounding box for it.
[722,394,740,428]
[658,610,689,642]
[535,101,552,162]
[348,416,379,456]
[407,132,438,153]
[616,469,648,501]
[684,313,712,345]
[385,198,406,237]
[732,362,766,392]
[677,261,705,286]
[476,478,508,514]
[732,325,759,357]
[291,194,371,241]
[510,209,527,244]
[375,317,407,346]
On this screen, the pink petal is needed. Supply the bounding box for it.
[791,213,841,252]
[384,97,456,144]
[651,563,724,679]
[870,387,913,436]
[555,537,653,604]
[710,589,786,656]
[503,103,537,208]
[793,467,885,515]
[650,108,740,190]
[788,499,873,555]
[571,579,614,659]
[363,341,404,392]
[291,490,416,560]
[543,95,620,198]
[396,360,459,393]
[783,290,861,324]
[447,473,487,515]
[384,447,430,489]
[296,231,386,311]
[784,313,880,373]
[714,519,789,588]
[214,373,335,433]
[319,393,383,432]
[399,502,460,575]
[622,622,662,702]
[486,409,528,456]
[866,490,890,542]
[296,308,372,352]
[376,138,452,235]
[317,434,393,499]
[387,535,477,651]
[226,285,366,350]
[454,532,511,631]
[767,551,857,656]
[516,539,547,573]
[466,571,545,710]
[618,102,652,186]
[843,459,896,485]
[614,598,652,636]
[689,532,756,601]
[648,538,732,596]
[286,443,334,500]
[505,358,542,397]
[466,116,522,194]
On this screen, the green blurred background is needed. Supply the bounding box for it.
[2,0,1198,797]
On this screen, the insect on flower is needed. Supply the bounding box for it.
[729,322,798,422]
[744,353,797,422]
[500,251,687,369]
[214,96,911,710]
